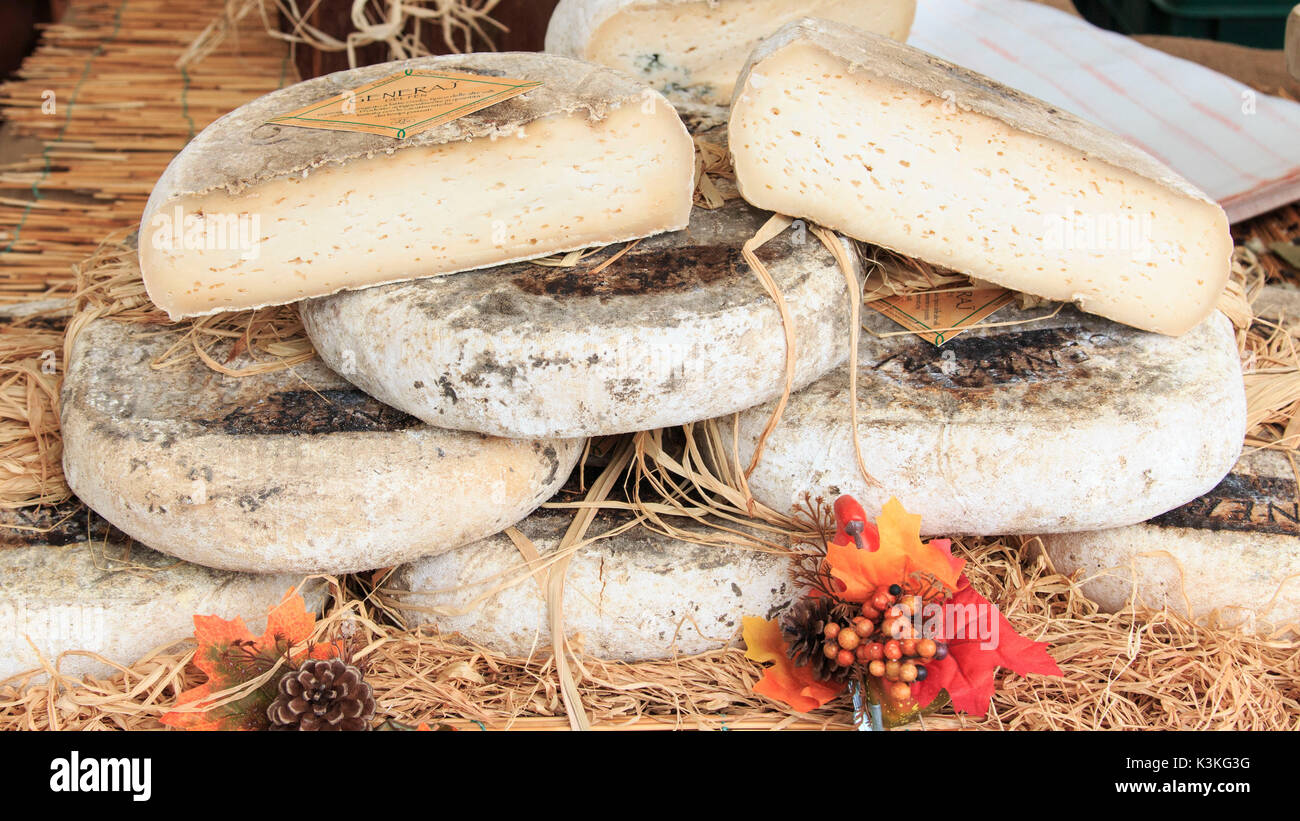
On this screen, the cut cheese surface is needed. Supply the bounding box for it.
[546,0,914,107]
[728,18,1232,336]
[140,53,694,320]
[301,191,860,439]
[721,295,1244,536]
[61,317,583,574]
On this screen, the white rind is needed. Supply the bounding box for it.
[1038,448,1300,636]
[0,536,326,683]
[720,304,1245,536]
[61,318,584,574]
[391,509,800,660]
[301,197,861,439]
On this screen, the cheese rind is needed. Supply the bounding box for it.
[300,194,861,438]
[728,18,1232,336]
[1038,449,1300,636]
[0,503,327,682]
[140,53,694,320]
[61,318,583,574]
[720,300,1245,536]
[546,0,915,107]
[391,509,799,660]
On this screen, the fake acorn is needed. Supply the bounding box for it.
[267,657,376,731]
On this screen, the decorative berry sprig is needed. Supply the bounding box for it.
[744,495,1063,725]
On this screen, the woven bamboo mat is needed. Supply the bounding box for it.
[0,0,295,299]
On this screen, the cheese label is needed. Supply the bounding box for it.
[266,68,543,140]
[866,286,1015,347]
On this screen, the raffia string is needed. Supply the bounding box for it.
[178,0,506,70]
[811,223,879,489]
[544,438,635,731]
[739,214,795,479]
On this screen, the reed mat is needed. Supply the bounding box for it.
[0,0,294,298]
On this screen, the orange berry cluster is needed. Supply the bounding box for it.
[820,583,948,704]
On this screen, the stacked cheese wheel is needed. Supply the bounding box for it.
[53,2,1256,667]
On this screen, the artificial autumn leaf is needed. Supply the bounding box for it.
[161,588,330,731]
[911,579,1063,715]
[827,498,964,600]
[743,616,844,712]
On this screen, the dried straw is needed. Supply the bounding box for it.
[178,0,507,71]
[0,306,70,510]
[4,532,1295,731]
[64,234,314,380]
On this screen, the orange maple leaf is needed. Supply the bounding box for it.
[743,616,844,712]
[161,588,326,731]
[827,498,964,600]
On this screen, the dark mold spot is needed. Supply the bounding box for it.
[873,327,1114,390]
[238,486,284,513]
[509,244,745,298]
[1150,473,1300,537]
[436,376,458,404]
[201,388,422,435]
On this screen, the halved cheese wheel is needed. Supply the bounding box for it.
[140,53,694,319]
[728,18,1232,335]
[546,0,915,107]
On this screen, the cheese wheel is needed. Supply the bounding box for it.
[301,194,861,438]
[60,318,583,574]
[545,0,915,108]
[140,53,694,320]
[1038,448,1300,636]
[728,18,1232,335]
[391,509,799,660]
[720,300,1244,536]
[0,502,327,682]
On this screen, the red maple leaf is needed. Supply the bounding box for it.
[911,578,1062,715]
[161,588,332,731]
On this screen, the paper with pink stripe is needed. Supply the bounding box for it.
[910,0,1300,222]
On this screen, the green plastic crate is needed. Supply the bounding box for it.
[1076,0,1293,49]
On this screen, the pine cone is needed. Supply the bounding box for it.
[780,597,853,683]
[267,658,376,731]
